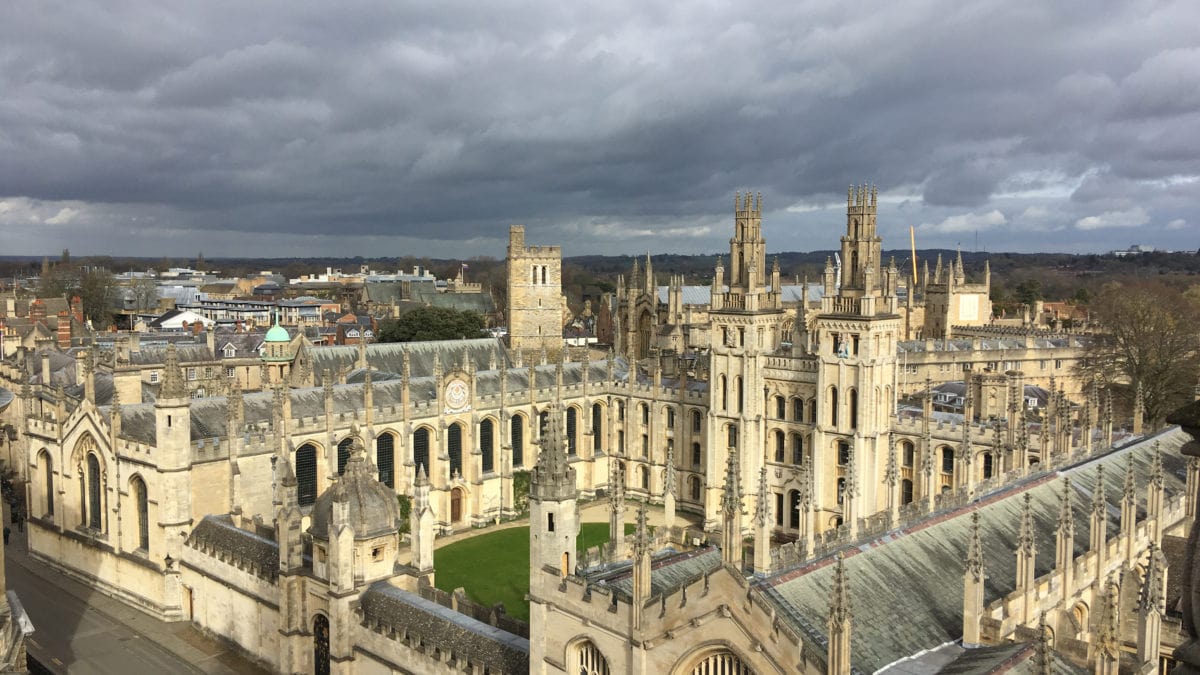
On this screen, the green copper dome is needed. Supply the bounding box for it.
[265,322,290,343]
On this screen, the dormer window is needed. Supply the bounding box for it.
[222,345,236,358]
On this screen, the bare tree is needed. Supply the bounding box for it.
[1076,280,1200,427]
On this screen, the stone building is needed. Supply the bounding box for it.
[0,188,1173,674]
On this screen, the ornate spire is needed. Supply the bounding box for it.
[1018,493,1036,556]
[884,434,898,487]
[754,466,771,528]
[1057,476,1075,533]
[1092,464,1107,515]
[664,445,677,498]
[1036,612,1053,675]
[1149,441,1164,489]
[1096,576,1121,660]
[1138,541,1166,614]
[721,450,742,517]
[530,405,576,501]
[1123,457,1137,503]
[160,343,187,399]
[633,501,651,558]
[966,511,984,583]
[829,552,852,626]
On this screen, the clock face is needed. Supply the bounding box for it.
[444,378,470,411]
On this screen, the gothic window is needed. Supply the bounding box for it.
[377,433,395,488]
[640,434,648,458]
[775,396,786,419]
[902,441,915,468]
[719,375,728,410]
[849,388,858,429]
[86,453,103,531]
[40,450,53,517]
[792,434,804,464]
[566,407,577,456]
[942,447,955,475]
[982,452,993,479]
[830,387,839,427]
[448,423,463,477]
[691,409,702,433]
[617,401,625,421]
[337,437,353,475]
[480,419,495,474]
[640,403,649,426]
[792,397,803,422]
[313,615,330,675]
[901,479,914,504]
[572,640,610,675]
[617,430,625,454]
[511,416,524,467]
[131,476,149,551]
[774,431,785,463]
[666,407,675,429]
[413,428,430,477]
[687,650,751,675]
[592,403,603,451]
[640,465,649,490]
[296,444,318,507]
[691,442,701,467]
[735,376,744,413]
[838,441,851,466]
[808,399,817,423]
[789,490,801,529]
[727,424,738,449]
[775,492,784,526]
[690,476,702,501]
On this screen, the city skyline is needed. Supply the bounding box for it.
[1,1,1198,258]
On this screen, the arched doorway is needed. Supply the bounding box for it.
[313,615,330,675]
[451,487,464,523]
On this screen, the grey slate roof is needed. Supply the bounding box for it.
[308,338,507,385]
[185,515,279,581]
[762,428,1189,674]
[654,283,822,306]
[359,582,529,674]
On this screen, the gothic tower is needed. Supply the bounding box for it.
[506,225,564,358]
[705,193,784,529]
[811,185,901,531]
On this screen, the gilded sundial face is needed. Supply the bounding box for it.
[444,378,470,411]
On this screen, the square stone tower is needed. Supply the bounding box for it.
[506,225,564,356]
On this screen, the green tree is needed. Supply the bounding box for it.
[76,269,119,328]
[1076,280,1200,428]
[1014,278,1042,305]
[377,306,486,343]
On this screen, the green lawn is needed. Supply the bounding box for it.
[434,522,633,622]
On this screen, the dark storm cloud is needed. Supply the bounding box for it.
[1,0,1198,258]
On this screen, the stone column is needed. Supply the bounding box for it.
[962,512,985,646]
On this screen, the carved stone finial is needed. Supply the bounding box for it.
[966,511,984,583]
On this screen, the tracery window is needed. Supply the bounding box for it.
[511,416,524,467]
[572,640,610,675]
[296,444,318,507]
[132,476,149,551]
[413,428,430,477]
[448,423,463,477]
[480,419,495,474]
[376,433,395,488]
[688,649,754,674]
[337,437,353,475]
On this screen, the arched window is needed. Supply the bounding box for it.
[838,441,851,466]
[735,376,744,413]
[592,403,603,451]
[87,453,103,530]
[719,375,728,410]
[480,419,495,474]
[666,407,676,429]
[617,401,625,421]
[902,479,914,505]
[691,442,701,467]
[131,476,149,551]
[902,441,915,468]
[572,640,610,675]
[775,396,786,419]
[412,429,430,477]
[640,403,649,426]
[942,447,955,474]
[726,424,738,449]
[687,649,752,675]
[830,387,839,427]
[849,389,858,429]
[39,450,53,517]
[774,430,785,463]
[511,416,524,467]
[337,437,353,475]
[640,465,649,490]
[789,490,801,529]
[566,407,577,456]
[792,434,804,465]
[313,614,330,675]
[296,444,318,507]
[808,399,817,423]
[448,423,463,477]
[376,433,395,488]
[792,397,803,422]
[691,409,702,433]
[982,452,994,479]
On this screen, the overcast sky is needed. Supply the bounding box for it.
[1,1,1197,260]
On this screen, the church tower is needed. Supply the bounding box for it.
[528,405,578,575]
[705,193,784,529]
[155,344,192,619]
[506,225,564,358]
[811,185,901,531]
